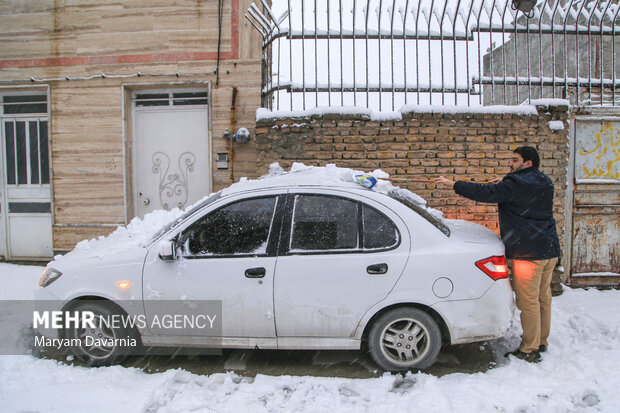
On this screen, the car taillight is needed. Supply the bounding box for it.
[475,256,508,280]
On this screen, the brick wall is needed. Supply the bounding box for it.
[255,104,570,254]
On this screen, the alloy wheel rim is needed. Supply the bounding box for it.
[379,317,430,367]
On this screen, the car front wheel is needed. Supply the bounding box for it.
[63,301,139,367]
[368,307,442,371]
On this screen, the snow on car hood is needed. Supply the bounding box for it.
[445,219,503,245]
[51,163,443,265]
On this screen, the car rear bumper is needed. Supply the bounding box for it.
[432,278,515,344]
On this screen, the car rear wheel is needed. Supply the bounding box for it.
[63,301,139,367]
[368,307,441,371]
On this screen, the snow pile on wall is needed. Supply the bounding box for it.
[256,103,549,122]
[548,120,565,131]
[55,163,440,262]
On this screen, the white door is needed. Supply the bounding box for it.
[132,90,211,218]
[142,194,282,339]
[274,191,411,338]
[1,94,53,260]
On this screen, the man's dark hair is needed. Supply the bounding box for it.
[514,146,540,168]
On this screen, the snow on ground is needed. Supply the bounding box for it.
[0,262,619,412]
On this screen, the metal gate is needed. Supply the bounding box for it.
[247,0,620,111]
[568,110,620,285]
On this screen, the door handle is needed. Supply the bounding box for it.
[245,267,266,278]
[367,263,388,275]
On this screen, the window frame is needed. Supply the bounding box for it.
[176,194,286,259]
[279,193,401,256]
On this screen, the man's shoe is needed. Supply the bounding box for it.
[539,345,547,353]
[504,349,542,363]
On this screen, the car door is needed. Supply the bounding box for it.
[142,193,285,340]
[273,190,411,338]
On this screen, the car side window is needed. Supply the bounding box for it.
[180,196,277,257]
[290,195,358,251]
[362,204,399,249]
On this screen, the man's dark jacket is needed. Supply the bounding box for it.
[454,166,561,260]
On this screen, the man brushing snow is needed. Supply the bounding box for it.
[435,146,560,363]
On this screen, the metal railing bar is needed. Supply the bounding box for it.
[365,0,371,107]
[353,0,358,106]
[489,0,498,104]
[245,14,267,38]
[402,0,410,106]
[464,0,475,106]
[390,0,397,110]
[315,0,319,107]
[378,0,384,110]
[428,0,436,105]
[288,0,293,109]
[327,0,332,106]
[599,0,613,105]
[439,0,449,105]
[302,0,307,109]
[575,0,588,106]
[612,1,620,105]
[550,0,562,99]
[414,0,422,104]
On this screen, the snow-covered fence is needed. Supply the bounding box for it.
[246,0,620,110]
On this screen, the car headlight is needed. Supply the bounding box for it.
[38,268,62,287]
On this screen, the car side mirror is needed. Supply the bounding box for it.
[158,239,178,261]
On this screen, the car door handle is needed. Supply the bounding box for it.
[245,267,266,278]
[367,263,388,275]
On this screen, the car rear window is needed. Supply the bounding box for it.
[387,190,450,237]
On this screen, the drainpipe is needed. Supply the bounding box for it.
[229,87,237,184]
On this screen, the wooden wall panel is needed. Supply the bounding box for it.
[53,225,116,251]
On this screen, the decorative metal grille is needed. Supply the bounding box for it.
[246,0,620,110]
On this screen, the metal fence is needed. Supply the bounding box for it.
[246,0,620,111]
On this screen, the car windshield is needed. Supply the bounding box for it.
[387,190,450,237]
[148,191,223,243]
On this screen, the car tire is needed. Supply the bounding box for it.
[63,301,139,367]
[368,307,442,371]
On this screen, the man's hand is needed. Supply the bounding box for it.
[487,177,502,184]
[434,176,455,187]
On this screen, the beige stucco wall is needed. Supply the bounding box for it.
[0,0,263,250]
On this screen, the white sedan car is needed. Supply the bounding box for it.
[35,168,514,371]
